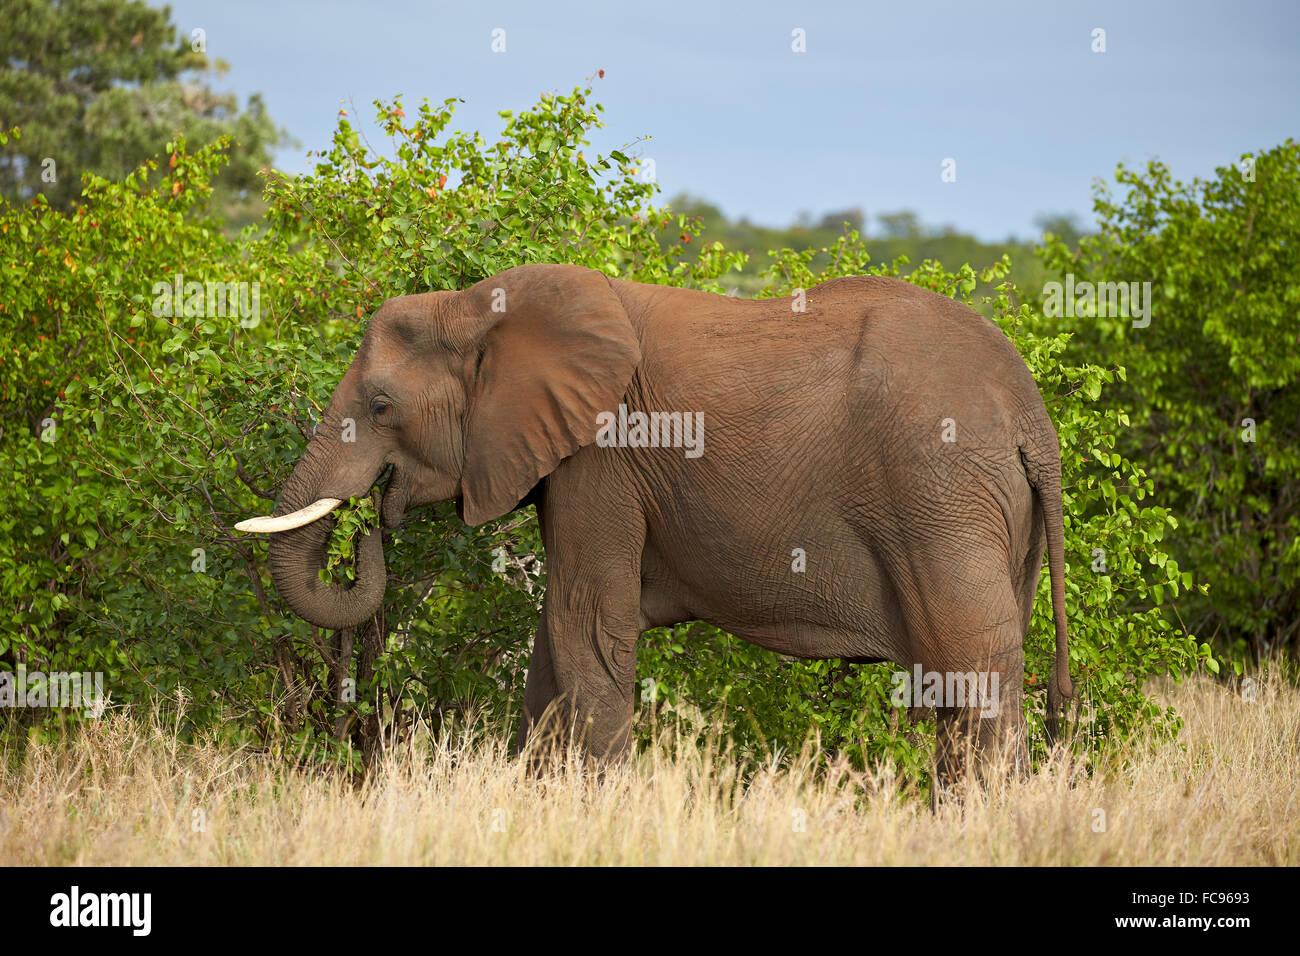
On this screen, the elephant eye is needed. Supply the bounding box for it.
[370,398,392,418]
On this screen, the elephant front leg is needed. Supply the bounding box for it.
[514,613,559,760]
[522,462,647,763]
[515,598,640,766]
[544,582,642,761]
[515,591,639,765]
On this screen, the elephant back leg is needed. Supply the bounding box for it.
[890,550,1029,792]
[930,614,1027,793]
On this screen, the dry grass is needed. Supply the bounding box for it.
[1,669,1296,865]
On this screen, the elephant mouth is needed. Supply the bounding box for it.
[379,465,411,528]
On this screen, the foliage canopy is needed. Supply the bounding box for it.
[0,82,1225,782]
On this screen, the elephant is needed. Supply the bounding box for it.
[236,263,1073,780]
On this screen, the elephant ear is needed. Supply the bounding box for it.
[458,265,641,526]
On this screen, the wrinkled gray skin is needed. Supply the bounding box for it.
[258,264,1073,782]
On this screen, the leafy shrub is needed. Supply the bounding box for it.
[1037,142,1300,659]
[0,87,1216,783]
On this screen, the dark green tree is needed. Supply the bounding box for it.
[1038,142,1300,657]
[1034,211,1085,247]
[0,0,284,220]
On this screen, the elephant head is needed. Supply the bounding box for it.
[237,264,641,630]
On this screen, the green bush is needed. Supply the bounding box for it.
[0,87,1216,782]
[0,84,736,764]
[1037,142,1300,659]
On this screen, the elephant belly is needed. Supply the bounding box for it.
[637,518,906,662]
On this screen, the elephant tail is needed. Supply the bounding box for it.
[1020,433,1074,738]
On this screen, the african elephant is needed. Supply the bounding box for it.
[236,263,1073,779]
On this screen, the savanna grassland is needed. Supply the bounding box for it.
[3,5,1297,871]
[3,670,1294,866]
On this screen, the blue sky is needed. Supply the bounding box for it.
[163,0,1299,241]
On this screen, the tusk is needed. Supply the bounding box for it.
[235,498,343,533]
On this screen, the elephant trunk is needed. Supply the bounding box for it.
[266,437,386,631]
